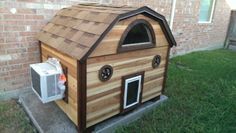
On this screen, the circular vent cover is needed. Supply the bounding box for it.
[99,65,113,81]
[152,55,161,68]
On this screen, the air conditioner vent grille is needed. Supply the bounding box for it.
[31,68,41,97]
[46,75,61,97]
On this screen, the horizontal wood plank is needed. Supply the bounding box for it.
[86,47,168,127]
[86,14,170,128]
[89,14,169,57]
[41,43,78,126]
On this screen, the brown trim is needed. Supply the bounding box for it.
[150,95,161,102]
[161,46,171,94]
[117,19,156,53]
[39,41,42,62]
[77,61,80,132]
[77,60,87,132]
[120,71,145,113]
[98,65,113,82]
[81,6,176,61]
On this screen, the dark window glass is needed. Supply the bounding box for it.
[126,80,139,106]
[123,24,151,45]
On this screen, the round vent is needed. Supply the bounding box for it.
[152,55,161,68]
[99,65,113,81]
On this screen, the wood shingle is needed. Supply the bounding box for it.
[37,4,176,60]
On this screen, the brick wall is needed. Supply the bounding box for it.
[0,0,231,93]
[171,0,231,55]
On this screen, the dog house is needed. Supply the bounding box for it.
[36,4,176,132]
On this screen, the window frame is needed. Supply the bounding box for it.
[198,0,216,23]
[124,75,142,109]
[117,19,156,53]
[121,72,144,113]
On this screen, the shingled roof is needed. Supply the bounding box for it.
[37,4,176,61]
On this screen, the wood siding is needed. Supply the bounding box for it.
[41,43,78,125]
[89,14,169,57]
[86,14,170,127]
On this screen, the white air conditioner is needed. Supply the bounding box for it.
[30,58,65,103]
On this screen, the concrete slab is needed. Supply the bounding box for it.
[19,91,168,133]
[0,88,30,101]
[94,95,168,133]
[19,91,77,133]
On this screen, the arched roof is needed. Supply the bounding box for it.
[37,4,176,60]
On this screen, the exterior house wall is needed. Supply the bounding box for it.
[0,0,231,93]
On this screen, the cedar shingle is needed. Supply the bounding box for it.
[70,31,84,42]
[42,23,54,32]
[58,28,72,38]
[78,33,99,47]
[74,21,95,34]
[88,23,109,35]
[37,4,138,60]
[65,28,77,40]
[74,10,90,19]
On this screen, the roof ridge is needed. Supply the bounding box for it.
[77,3,135,8]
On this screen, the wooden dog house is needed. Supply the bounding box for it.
[37,4,176,132]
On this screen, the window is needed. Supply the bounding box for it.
[118,19,156,52]
[198,0,216,23]
[123,24,150,45]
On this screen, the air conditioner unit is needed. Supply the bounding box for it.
[30,58,65,103]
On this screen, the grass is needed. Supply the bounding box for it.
[0,49,235,133]
[116,49,236,133]
[0,100,36,133]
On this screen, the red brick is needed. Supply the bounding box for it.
[17,9,36,14]
[19,32,37,36]
[9,68,28,76]
[0,49,6,54]
[0,8,10,13]
[0,71,9,77]
[0,38,5,43]
[17,0,41,3]
[6,37,26,43]
[7,48,27,54]
[4,26,25,31]
[2,32,19,38]
[25,36,35,41]
[4,14,24,20]
[4,21,18,25]
[8,58,28,65]
[27,46,38,52]
[25,15,44,20]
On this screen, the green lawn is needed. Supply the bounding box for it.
[0,49,236,133]
[0,100,35,133]
[117,49,236,133]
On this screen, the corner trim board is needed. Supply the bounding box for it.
[161,46,171,94]
[39,41,42,62]
[77,60,87,132]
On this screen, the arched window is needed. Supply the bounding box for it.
[118,19,156,52]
